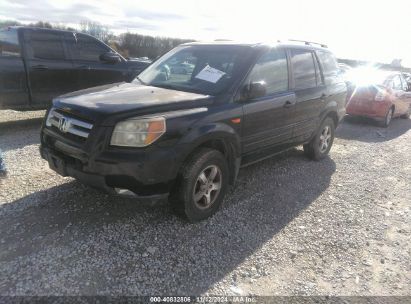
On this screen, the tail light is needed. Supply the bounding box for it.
[375,91,386,101]
[374,86,387,101]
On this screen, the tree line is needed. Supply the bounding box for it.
[4,19,404,69]
[0,20,76,32]
[112,33,193,59]
[0,20,193,60]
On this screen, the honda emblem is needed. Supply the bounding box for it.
[58,117,70,133]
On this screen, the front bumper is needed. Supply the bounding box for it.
[40,127,180,199]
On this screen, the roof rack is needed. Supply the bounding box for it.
[288,39,328,48]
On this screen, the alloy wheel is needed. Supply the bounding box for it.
[193,165,222,209]
[319,125,332,153]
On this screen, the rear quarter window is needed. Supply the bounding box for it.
[316,51,340,85]
[0,29,20,57]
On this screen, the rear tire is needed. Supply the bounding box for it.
[381,107,394,127]
[400,106,410,119]
[169,148,229,222]
[304,117,335,161]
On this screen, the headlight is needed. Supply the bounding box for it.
[110,117,166,147]
[45,109,55,127]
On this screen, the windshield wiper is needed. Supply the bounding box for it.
[152,83,179,91]
[152,83,205,94]
[136,76,146,85]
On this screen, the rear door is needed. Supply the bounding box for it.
[242,47,296,154]
[24,29,77,106]
[391,74,409,115]
[66,33,127,90]
[0,28,29,108]
[316,50,347,116]
[398,74,411,114]
[288,48,326,142]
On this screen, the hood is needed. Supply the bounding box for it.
[54,82,213,122]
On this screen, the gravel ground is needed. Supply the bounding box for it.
[0,109,45,124]
[0,111,410,296]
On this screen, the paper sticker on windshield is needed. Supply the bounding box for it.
[195,65,225,83]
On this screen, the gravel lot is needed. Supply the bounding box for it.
[0,110,410,296]
[0,109,46,124]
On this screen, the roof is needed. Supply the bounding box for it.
[5,26,76,34]
[3,26,104,43]
[181,39,331,52]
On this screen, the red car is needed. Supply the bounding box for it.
[346,71,411,127]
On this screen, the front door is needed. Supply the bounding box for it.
[242,47,296,154]
[24,29,78,106]
[66,33,127,90]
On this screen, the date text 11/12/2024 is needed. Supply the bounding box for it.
[149,296,257,303]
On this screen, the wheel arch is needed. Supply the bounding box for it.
[176,123,242,185]
[325,111,339,128]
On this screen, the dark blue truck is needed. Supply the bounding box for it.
[0,26,150,110]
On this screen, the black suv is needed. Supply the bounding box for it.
[40,40,347,222]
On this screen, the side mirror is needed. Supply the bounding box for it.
[242,81,267,100]
[100,52,121,64]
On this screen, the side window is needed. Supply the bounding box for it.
[399,75,408,91]
[247,48,288,96]
[30,31,66,60]
[316,51,339,85]
[313,54,324,86]
[0,29,20,57]
[291,49,317,90]
[71,34,108,62]
[392,75,402,90]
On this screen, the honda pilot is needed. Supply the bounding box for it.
[40,40,347,222]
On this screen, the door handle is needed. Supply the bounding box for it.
[32,65,49,71]
[283,100,296,108]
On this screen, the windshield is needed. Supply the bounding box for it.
[137,45,251,95]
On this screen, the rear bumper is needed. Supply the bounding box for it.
[346,109,385,120]
[346,100,389,119]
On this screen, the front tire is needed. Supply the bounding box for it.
[303,117,335,161]
[170,148,229,222]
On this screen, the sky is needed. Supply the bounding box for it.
[1,0,411,66]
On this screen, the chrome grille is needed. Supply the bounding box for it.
[46,109,93,139]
